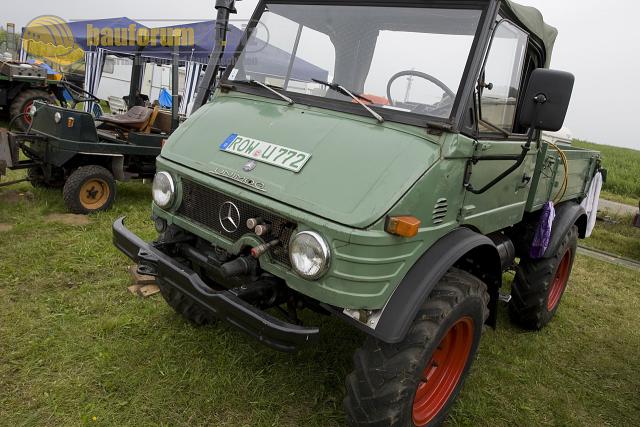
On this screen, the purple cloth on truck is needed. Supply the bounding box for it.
[530,201,556,259]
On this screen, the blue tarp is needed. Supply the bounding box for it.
[158,88,173,108]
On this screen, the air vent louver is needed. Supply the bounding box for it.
[432,198,448,225]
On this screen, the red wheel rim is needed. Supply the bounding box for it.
[23,101,34,125]
[547,249,572,311]
[412,317,474,426]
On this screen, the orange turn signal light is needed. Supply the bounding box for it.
[385,216,421,238]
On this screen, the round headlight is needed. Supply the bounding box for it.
[289,231,330,280]
[152,171,175,208]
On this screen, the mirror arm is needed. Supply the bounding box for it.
[464,100,542,195]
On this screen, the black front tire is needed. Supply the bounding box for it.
[509,225,578,330]
[62,165,116,214]
[345,269,489,427]
[157,277,217,326]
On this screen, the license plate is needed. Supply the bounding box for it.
[219,134,311,173]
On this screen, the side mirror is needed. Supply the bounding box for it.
[519,69,574,132]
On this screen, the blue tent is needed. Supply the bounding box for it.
[21,16,329,78]
[242,42,329,83]
[64,17,148,54]
[140,20,241,63]
[20,17,328,115]
[144,21,329,82]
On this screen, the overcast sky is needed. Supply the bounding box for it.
[4,0,639,149]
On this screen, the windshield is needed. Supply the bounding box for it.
[226,3,482,121]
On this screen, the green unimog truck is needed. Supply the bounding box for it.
[113,0,603,425]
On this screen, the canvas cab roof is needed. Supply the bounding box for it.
[504,0,558,66]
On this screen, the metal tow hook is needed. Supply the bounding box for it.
[251,240,280,259]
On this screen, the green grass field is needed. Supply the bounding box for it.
[1,172,640,426]
[580,213,640,261]
[1,125,639,425]
[573,139,640,203]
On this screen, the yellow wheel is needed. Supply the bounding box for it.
[63,165,116,214]
[79,178,111,210]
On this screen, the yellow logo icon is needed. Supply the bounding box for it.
[22,15,84,66]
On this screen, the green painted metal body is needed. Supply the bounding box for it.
[23,102,162,169]
[152,90,599,310]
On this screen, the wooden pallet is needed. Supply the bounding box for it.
[127,265,160,297]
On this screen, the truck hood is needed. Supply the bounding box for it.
[162,93,442,228]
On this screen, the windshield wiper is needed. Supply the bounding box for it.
[312,78,383,123]
[231,79,294,105]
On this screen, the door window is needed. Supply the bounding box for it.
[478,20,528,133]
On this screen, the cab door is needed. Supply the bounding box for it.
[461,19,539,233]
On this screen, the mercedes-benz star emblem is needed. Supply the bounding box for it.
[219,201,241,233]
[243,160,257,172]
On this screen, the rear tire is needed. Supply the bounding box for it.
[10,89,56,131]
[509,225,578,330]
[345,268,489,427]
[27,167,64,189]
[157,277,217,326]
[62,165,116,214]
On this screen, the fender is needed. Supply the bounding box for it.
[374,228,502,344]
[543,201,587,258]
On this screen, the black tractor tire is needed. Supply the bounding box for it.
[157,277,217,326]
[509,225,578,330]
[62,165,116,214]
[345,268,489,427]
[9,89,56,131]
[27,167,64,189]
[27,167,47,188]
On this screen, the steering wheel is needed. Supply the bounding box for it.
[61,81,101,109]
[386,70,456,115]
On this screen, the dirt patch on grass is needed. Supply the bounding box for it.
[0,190,34,204]
[44,214,91,226]
[0,223,13,232]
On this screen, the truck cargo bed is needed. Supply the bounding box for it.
[526,142,600,212]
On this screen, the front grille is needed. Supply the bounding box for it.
[178,179,296,267]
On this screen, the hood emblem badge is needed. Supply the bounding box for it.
[219,201,241,233]
[243,160,257,172]
[209,168,266,192]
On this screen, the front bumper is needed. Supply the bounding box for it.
[112,217,319,352]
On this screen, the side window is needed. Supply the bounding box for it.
[478,21,528,134]
[103,57,115,75]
